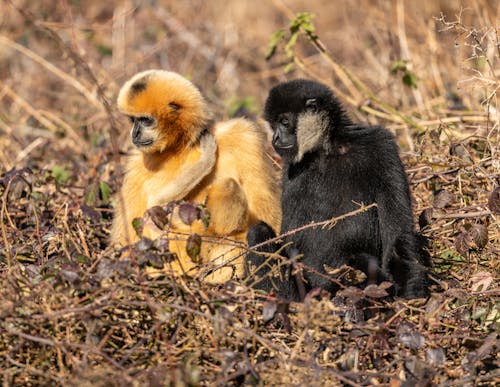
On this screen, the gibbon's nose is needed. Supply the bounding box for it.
[272,130,279,145]
[272,130,294,150]
[132,123,142,141]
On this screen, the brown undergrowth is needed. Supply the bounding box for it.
[0,1,498,385]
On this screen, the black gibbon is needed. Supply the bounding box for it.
[111,70,281,282]
[246,79,429,300]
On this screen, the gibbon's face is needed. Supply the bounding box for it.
[264,79,335,163]
[117,70,210,153]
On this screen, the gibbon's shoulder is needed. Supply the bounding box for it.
[340,125,398,151]
[213,117,267,148]
[342,124,394,140]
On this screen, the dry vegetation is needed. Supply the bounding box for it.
[0,0,499,385]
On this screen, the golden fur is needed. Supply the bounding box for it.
[111,70,281,282]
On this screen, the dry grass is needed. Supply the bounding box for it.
[0,0,498,385]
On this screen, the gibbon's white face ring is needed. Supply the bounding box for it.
[130,115,158,149]
[130,125,158,148]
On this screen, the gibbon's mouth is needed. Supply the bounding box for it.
[275,144,294,150]
[133,139,154,147]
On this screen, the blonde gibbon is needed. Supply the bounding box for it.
[110,70,281,283]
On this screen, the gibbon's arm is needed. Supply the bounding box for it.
[146,132,217,208]
[205,177,249,235]
[375,162,416,271]
[376,172,430,298]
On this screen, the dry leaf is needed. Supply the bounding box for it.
[433,189,455,209]
[487,187,500,214]
[469,271,494,292]
[469,224,488,249]
[418,208,434,229]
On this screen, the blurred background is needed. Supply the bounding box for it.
[1,0,498,162]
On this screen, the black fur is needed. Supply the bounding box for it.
[129,78,148,98]
[246,79,429,300]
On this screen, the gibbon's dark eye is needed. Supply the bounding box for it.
[279,116,290,127]
[128,116,135,123]
[138,116,155,127]
[168,102,181,111]
[305,98,317,112]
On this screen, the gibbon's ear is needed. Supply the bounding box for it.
[305,98,318,113]
[168,102,181,112]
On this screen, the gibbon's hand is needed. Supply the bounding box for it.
[146,132,217,208]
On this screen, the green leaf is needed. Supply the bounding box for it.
[290,12,315,34]
[266,12,318,72]
[97,44,112,57]
[290,12,318,44]
[132,217,144,238]
[284,31,299,59]
[199,206,211,229]
[99,181,113,203]
[51,166,69,188]
[227,96,258,118]
[402,72,418,89]
[186,233,202,263]
[284,62,295,73]
[84,182,99,206]
[390,59,408,74]
[76,254,91,265]
[266,30,285,60]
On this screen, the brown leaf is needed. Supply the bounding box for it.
[138,252,164,269]
[433,189,454,209]
[153,237,169,252]
[426,348,446,367]
[469,224,488,249]
[404,356,433,385]
[146,254,165,269]
[418,208,434,229]
[179,202,199,225]
[461,333,497,373]
[337,286,364,303]
[324,264,367,285]
[135,237,153,252]
[262,301,277,323]
[397,324,426,349]
[60,268,80,285]
[487,187,500,214]
[323,264,347,276]
[454,232,473,256]
[95,259,115,281]
[364,284,389,298]
[449,142,472,162]
[80,204,101,223]
[469,271,494,292]
[378,281,394,290]
[344,267,368,285]
[429,129,440,145]
[146,206,169,230]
